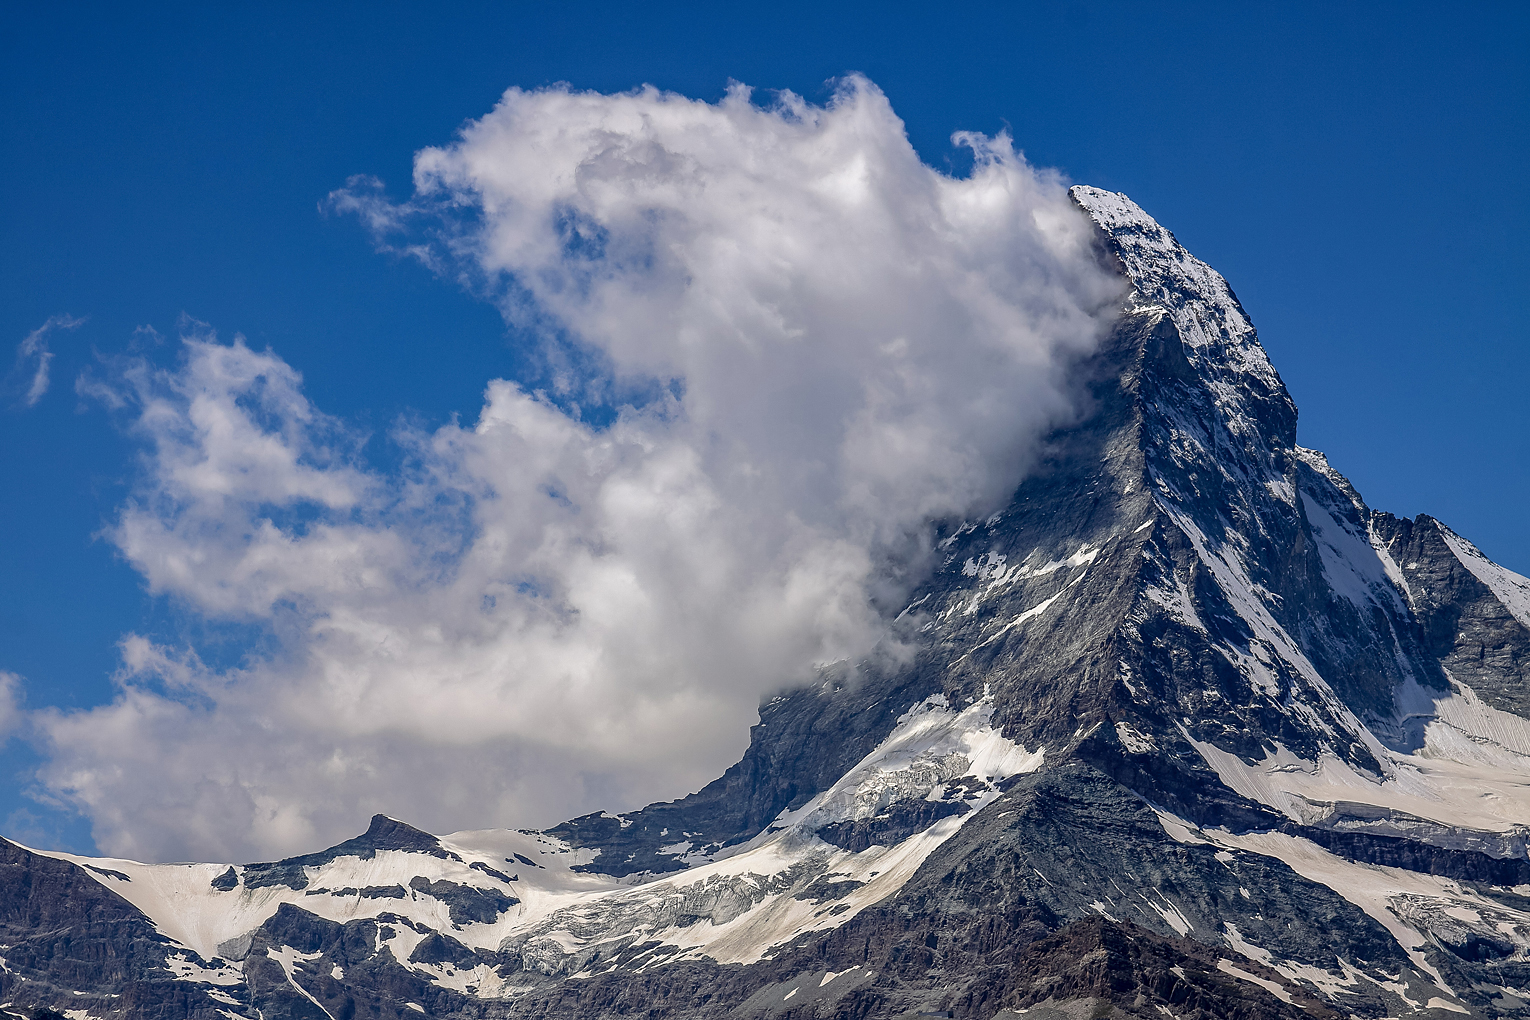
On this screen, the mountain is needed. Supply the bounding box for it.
[4,186,1529,1020]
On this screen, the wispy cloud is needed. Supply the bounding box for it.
[0,671,21,741]
[10,314,85,408]
[40,77,1126,862]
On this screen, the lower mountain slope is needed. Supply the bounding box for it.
[3,187,1529,1019]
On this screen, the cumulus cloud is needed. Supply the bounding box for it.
[9,314,84,407]
[36,77,1125,863]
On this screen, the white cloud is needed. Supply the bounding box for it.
[36,77,1125,863]
[10,314,84,407]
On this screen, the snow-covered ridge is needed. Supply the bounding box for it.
[1074,186,1301,599]
[31,693,1041,997]
[494,693,1043,974]
[31,824,611,964]
[1070,185,1284,393]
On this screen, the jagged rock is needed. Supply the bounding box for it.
[408,875,518,925]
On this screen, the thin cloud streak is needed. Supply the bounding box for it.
[10,314,84,408]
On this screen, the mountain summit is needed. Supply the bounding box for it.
[4,188,1529,1019]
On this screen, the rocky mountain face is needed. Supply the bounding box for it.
[4,187,1530,1020]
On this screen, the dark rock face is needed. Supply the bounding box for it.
[0,837,230,1019]
[408,876,518,925]
[4,187,1529,1018]
[1372,512,1530,717]
[237,903,474,1019]
[1280,824,1530,886]
[983,915,1339,1020]
[469,860,514,883]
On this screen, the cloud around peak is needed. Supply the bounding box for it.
[36,76,1125,862]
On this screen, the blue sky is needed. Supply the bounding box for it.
[2,2,1526,856]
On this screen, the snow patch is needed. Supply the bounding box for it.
[956,544,1098,618]
[1222,922,1355,999]
[165,952,242,986]
[1216,959,1293,1004]
[268,946,335,1018]
[1142,890,1192,936]
[1427,996,1471,1014]
[970,574,1085,651]
[1181,725,1530,841]
[1144,572,1206,634]
[1298,490,1406,615]
[1114,722,1155,754]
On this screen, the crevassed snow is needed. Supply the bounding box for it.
[781,694,1043,835]
[1438,526,1530,630]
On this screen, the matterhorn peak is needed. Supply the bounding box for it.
[4,188,1529,1019]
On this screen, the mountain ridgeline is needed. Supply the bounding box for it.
[3,187,1529,1020]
